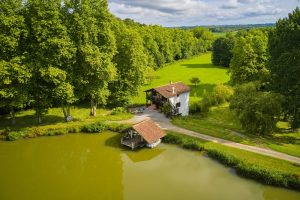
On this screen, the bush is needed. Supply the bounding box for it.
[182,139,204,151]
[107,123,130,133]
[161,103,173,117]
[81,122,107,133]
[111,107,126,115]
[6,132,24,141]
[162,132,300,190]
[230,82,283,135]
[192,84,233,114]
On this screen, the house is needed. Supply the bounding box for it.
[121,120,166,150]
[145,81,191,116]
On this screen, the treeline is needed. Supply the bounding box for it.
[211,8,300,134]
[0,0,213,124]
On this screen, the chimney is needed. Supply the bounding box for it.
[172,86,175,94]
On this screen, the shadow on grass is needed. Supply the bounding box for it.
[182,63,228,69]
[0,114,65,130]
[189,83,216,98]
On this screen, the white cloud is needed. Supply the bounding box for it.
[108,0,300,26]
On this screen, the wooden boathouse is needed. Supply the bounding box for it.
[121,120,166,150]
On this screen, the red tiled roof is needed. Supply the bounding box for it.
[153,82,190,98]
[132,120,166,144]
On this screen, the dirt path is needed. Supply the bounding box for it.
[122,110,300,165]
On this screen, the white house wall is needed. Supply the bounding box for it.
[168,92,189,116]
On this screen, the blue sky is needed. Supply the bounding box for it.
[108,0,300,26]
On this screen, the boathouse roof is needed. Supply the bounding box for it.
[132,120,166,144]
[145,82,190,99]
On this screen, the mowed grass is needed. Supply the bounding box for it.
[132,53,230,105]
[0,105,132,132]
[172,105,300,158]
[164,132,300,190]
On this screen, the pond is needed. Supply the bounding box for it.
[0,132,299,200]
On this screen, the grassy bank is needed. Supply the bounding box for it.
[163,132,300,191]
[132,53,230,105]
[172,105,300,158]
[0,106,132,141]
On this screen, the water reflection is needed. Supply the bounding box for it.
[0,132,299,200]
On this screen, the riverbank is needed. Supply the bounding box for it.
[0,106,132,141]
[162,132,300,191]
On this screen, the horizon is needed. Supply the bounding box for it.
[108,0,299,27]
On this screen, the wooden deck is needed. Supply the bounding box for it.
[121,137,145,150]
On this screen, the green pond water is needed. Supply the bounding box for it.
[0,132,299,200]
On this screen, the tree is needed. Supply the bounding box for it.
[212,33,235,67]
[25,0,76,123]
[230,82,283,135]
[0,0,30,125]
[190,77,200,86]
[269,7,300,130]
[108,20,147,107]
[229,29,269,85]
[67,0,116,116]
[191,27,214,51]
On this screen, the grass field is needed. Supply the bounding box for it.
[212,32,227,38]
[0,106,132,140]
[172,105,300,158]
[132,53,230,105]
[163,132,300,190]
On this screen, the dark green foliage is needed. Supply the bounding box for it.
[81,122,107,133]
[190,77,200,86]
[212,34,234,67]
[110,107,126,115]
[161,102,173,117]
[230,82,283,135]
[108,19,147,107]
[191,85,233,114]
[269,7,300,130]
[230,29,269,85]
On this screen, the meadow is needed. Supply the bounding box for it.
[132,53,230,105]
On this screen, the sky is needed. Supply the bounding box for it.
[108,0,300,26]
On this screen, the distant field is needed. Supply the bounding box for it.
[132,53,230,105]
[212,32,227,38]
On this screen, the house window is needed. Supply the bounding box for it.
[176,102,181,108]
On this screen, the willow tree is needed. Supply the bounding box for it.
[25,0,76,123]
[67,0,116,116]
[0,0,30,125]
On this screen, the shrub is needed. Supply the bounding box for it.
[189,102,202,114]
[6,132,24,141]
[182,139,204,151]
[111,107,126,115]
[81,122,107,133]
[162,134,183,144]
[161,103,173,117]
[230,82,283,135]
[107,123,130,133]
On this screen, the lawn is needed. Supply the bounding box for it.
[172,105,300,158]
[0,106,133,140]
[131,53,230,105]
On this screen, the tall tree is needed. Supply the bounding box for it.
[108,20,147,107]
[0,0,30,125]
[229,29,269,85]
[25,0,76,123]
[269,7,300,129]
[212,33,235,67]
[67,0,116,116]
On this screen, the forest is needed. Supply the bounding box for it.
[0,0,214,123]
